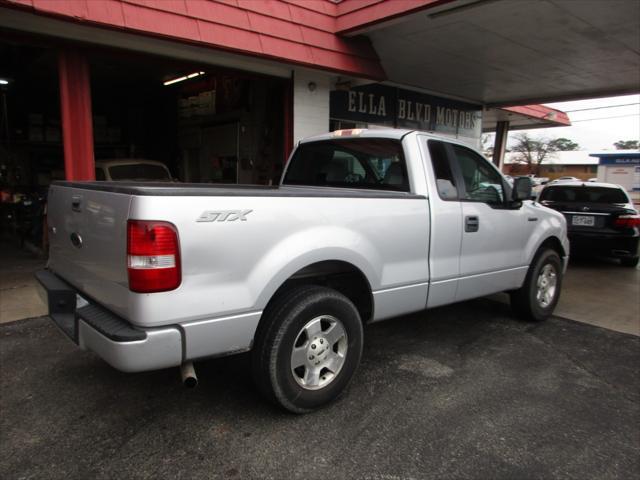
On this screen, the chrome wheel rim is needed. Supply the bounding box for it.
[290,315,348,391]
[536,263,557,308]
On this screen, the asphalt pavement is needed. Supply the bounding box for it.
[1,298,638,480]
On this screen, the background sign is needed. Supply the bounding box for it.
[598,157,640,165]
[330,83,482,138]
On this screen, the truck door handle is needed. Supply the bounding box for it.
[71,196,82,212]
[465,215,479,232]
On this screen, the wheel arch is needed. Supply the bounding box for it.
[536,236,566,260]
[256,260,374,338]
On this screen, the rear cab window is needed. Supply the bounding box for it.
[283,138,409,192]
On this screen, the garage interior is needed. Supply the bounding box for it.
[0,36,288,250]
[89,50,287,186]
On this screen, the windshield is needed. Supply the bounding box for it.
[540,186,628,204]
[283,138,409,192]
[108,164,172,181]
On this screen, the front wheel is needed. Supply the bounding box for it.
[252,285,363,413]
[510,249,563,322]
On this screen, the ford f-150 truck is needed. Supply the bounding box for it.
[36,129,569,413]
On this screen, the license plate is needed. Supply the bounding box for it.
[572,215,595,227]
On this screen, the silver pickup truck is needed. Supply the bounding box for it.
[37,129,568,413]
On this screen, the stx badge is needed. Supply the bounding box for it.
[197,210,253,222]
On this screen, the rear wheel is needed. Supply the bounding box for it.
[510,249,563,322]
[620,256,639,268]
[252,285,363,413]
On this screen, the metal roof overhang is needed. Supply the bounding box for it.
[482,105,571,132]
[347,0,640,106]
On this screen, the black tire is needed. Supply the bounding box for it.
[510,249,563,322]
[251,285,363,414]
[620,256,639,268]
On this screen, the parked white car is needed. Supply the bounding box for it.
[95,159,173,182]
[550,176,581,184]
[530,176,549,186]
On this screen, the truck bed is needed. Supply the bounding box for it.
[53,181,425,199]
[46,181,431,331]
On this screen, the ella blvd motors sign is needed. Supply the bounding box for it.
[330,83,482,139]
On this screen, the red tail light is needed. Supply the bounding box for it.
[127,220,181,293]
[614,214,640,229]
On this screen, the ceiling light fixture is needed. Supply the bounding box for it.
[0,79,9,85]
[163,71,205,86]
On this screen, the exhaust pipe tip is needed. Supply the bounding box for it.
[183,375,198,389]
[180,361,198,388]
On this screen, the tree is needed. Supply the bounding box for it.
[549,137,579,151]
[509,133,560,176]
[614,140,639,150]
[481,133,494,157]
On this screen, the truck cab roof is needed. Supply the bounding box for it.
[300,129,483,151]
[300,129,415,143]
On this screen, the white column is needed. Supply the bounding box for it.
[293,69,331,144]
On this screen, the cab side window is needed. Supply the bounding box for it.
[451,145,504,205]
[428,140,458,200]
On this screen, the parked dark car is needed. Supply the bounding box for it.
[539,182,639,267]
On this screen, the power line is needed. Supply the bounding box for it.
[564,102,640,113]
[571,113,640,123]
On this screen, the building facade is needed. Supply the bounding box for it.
[0,0,575,191]
[502,151,599,180]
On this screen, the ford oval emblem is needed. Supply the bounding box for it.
[70,232,83,248]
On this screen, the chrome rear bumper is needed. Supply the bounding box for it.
[35,270,182,372]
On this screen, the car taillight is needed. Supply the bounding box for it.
[613,214,640,229]
[127,220,181,293]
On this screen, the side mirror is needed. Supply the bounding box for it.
[512,176,532,202]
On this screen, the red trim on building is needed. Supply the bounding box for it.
[3,0,385,79]
[501,105,571,126]
[58,50,95,181]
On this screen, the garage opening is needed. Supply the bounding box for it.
[0,38,290,250]
[89,49,288,185]
[0,39,60,250]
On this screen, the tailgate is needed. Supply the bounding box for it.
[47,184,132,317]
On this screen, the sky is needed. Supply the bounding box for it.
[500,94,640,151]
